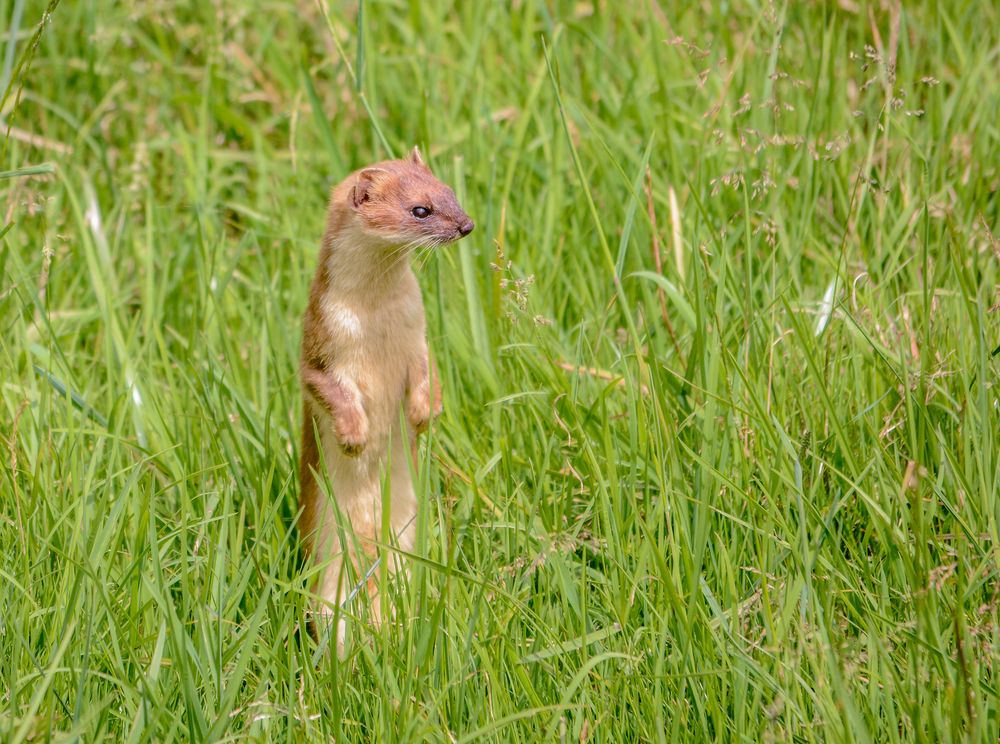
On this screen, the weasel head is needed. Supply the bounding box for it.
[346,147,475,248]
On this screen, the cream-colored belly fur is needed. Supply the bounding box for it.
[309,277,423,633]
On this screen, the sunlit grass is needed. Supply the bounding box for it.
[1,0,998,741]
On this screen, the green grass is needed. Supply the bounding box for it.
[2,0,999,740]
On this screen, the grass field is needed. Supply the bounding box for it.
[2,0,999,740]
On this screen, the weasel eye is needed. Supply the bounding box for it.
[411,206,431,219]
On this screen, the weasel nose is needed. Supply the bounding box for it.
[458,219,475,237]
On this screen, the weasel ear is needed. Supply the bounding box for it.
[350,168,388,209]
[409,146,428,169]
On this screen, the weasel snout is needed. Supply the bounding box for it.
[458,218,474,237]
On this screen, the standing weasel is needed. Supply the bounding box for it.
[298,147,473,649]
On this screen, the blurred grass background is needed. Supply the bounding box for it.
[1,0,999,740]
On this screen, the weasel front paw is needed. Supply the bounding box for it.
[335,408,368,457]
[407,387,432,433]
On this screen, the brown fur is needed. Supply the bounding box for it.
[298,147,472,653]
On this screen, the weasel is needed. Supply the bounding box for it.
[298,146,473,650]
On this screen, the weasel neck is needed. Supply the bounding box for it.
[320,223,414,300]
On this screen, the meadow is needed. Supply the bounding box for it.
[1,0,999,740]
